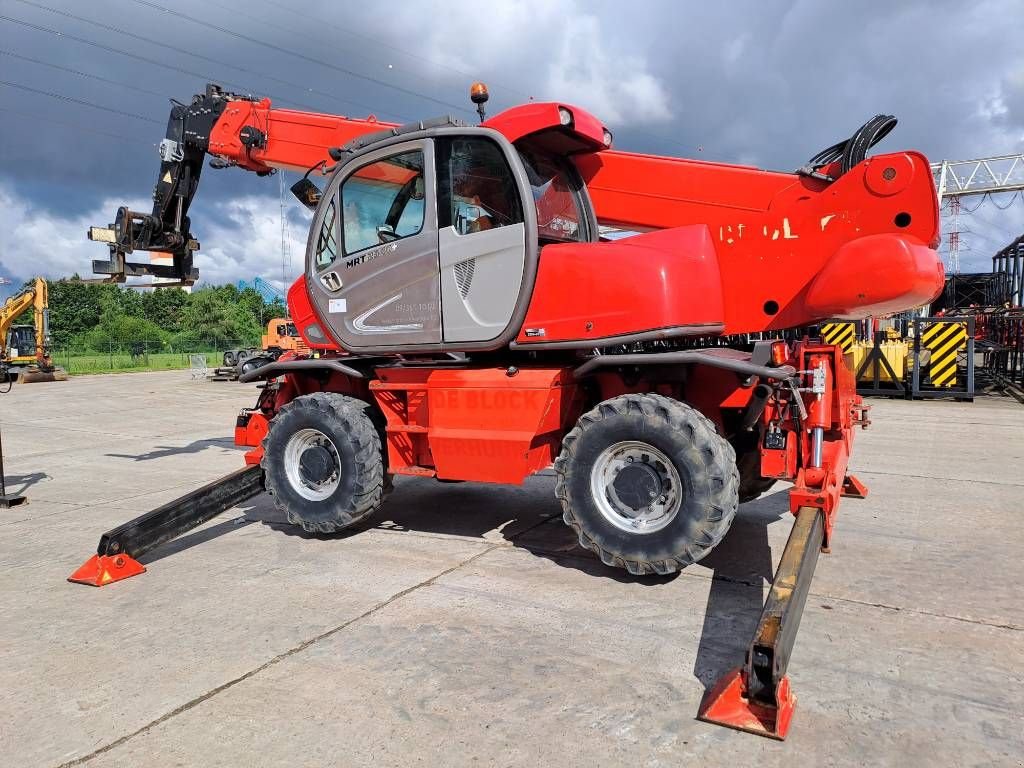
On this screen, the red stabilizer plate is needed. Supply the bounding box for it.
[841,474,869,499]
[697,667,795,740]
[68,554,146,587]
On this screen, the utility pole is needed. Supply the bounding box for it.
[279,173,292,293]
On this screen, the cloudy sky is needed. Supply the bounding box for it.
[1,0,1023,296]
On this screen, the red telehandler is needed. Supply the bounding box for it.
[74,83,943,738]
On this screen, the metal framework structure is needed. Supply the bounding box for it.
[931,154,1024,274]
[932,154,1024,198]
[236,276,285,304]
[992,236,1024,307]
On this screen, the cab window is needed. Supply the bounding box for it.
[341,150,425,255]
[314,197,339,270]
[517,149,587,242]
[438,138,523,235]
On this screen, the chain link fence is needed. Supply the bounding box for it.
[52,338,257,375]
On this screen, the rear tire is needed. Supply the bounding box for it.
[554,393,739,576]
[262,393,385,533]
[223,350,237,366]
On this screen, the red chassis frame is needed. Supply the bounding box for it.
[232,337,869,741]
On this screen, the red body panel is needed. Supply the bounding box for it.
[370,367,581,484]
[517,225,724,344]
[287,276,338,350]
[482,102,607,149]
[803,233,944,318]
[577,150,943,332]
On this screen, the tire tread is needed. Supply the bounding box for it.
[261,392,384,534]
[554,393,739,576]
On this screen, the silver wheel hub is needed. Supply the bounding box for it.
[590,441,682,533]
[284,428,342,501]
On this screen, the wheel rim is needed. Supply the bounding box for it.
[284,428,342,501]
[590,441,683,533]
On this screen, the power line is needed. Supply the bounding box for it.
[0,79,162,123]
[129,0,473,115]
[221,0,709,158]
[11,0,700,157]
[0,49,167,99]
[198,0,434,92]
[0,106,154,145]
[943,190,1023,214]
[5,4,409,120]
[250,0,505,92]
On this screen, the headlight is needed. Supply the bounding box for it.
[558,107,573,126]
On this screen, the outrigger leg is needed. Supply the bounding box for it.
[68,465,264,586]
[699,341,870,738]
[697,506,823,739]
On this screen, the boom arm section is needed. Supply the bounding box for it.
[88,85,399,283]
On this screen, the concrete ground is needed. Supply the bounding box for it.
[1,371,1021,767]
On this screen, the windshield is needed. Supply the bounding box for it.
[516,150,587,242]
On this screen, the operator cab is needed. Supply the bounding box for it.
[5,325,35,360]
[302,108,602,353]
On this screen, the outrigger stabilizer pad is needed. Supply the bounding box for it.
[697,668,795,740]
[841,473,869,499]
[67,465,264,587]
[68,554,146,587]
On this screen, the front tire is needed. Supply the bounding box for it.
[554,394,739,576]
[262,393,385,533]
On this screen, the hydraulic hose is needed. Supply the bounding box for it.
[800,114,897,180]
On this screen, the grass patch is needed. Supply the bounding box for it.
[58,351,222,375]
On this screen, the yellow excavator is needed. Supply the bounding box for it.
[0,277,68,384]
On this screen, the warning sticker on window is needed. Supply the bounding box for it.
[328,298,347,313]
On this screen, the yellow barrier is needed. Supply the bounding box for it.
[848,340,908,383]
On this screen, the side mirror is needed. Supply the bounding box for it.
[377,225,400,243]
[454,202,485,235]
[290,179,322,210]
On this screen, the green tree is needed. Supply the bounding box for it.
[42,279,284,352]
[73,307,170,352]
[47,279,118,346]
[141,288,189,332]
[178,286,261,346]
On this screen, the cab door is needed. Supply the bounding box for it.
[436,136,527,343]
[306,140,441,349]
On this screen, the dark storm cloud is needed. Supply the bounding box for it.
[0,0,1022,285]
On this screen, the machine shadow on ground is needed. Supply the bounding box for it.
[2,471,50,494]
[692,490,788,691]
[135,473,790,694]
[138,468,792,670]
[106,437,240,462]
